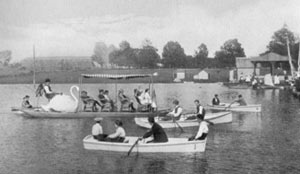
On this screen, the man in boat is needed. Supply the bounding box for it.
[141,117,168,143]
[106,120,126,142]
[229,94,247,106]
[42,78,61,101]
[188,114,209,141]
[161,100,183,121]
[92,117,107,141]
[80,90,102,112]
[22,95,33,109]
[118,89,135,112]
[212,94,220,105]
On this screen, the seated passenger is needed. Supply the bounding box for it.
[118,89,135,111]
[161,100,183,121]
[22,95,33,109]
[229,94,247,106]
[188,114,209,141]
[212,94,220,105]
[103,90,114,111]
[80,90,102,112]
[92,117,107,141]
[186,99,205,120]
[42,78,61,101]
[106,120,126,142]
[142,117,168,143]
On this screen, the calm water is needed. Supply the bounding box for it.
[1,83,300,174]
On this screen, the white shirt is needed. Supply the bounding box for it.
[195,121,209,139]
[169,106,183,118]
[44,85,52,94]
[197,105,204,115]
[108,127,126,138]
[92,123,103,136]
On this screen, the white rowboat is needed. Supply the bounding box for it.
[207,103,261,112]
[135,111,232,129]
[83,135,206,153]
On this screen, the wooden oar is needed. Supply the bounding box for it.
[127,138,141,156]
[173,117,184,132]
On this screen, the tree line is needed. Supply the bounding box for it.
[92,25,299,69]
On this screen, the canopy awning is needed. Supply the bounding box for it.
[81,74,153,80]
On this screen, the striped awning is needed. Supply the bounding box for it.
[81,74,153,80]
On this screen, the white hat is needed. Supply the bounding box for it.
[94,117,103,121]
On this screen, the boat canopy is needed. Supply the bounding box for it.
[81,73,155,80]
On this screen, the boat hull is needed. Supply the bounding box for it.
[207,103,261,112]
[135,111,232,129]
[19,109,159,119]
[83,135,206,153]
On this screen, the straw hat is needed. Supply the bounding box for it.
[94,117,103,121]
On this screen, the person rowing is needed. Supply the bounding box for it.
[186,100,205,120]
[188,114,209,141]
[228,94,247,108]
[35,78,61,101]
[161,100,183,121]
[141,117,168,143]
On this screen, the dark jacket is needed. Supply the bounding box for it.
[143,122,168,143]
[212,97,220,105]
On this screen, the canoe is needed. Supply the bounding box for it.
[19,109,161,119]
[83,135,206,153]
[134,111,232,129]
[207,103,261,112]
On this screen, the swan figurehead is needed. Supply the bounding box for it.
[41,85,80,113]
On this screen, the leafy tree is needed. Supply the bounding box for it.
[0,50,12,66]
[162,41,186,68]
[137,44,160,68]
[91,42,108,66]
[266,25,299,70]
[215,39,245,67]
[194,43,209,68]
[109,41,137,67]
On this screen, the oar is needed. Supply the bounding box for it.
[127,138,141,156]
[173,117,184,133]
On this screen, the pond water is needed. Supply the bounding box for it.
[0,83,300,174]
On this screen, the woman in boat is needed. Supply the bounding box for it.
[212,94,220,105]
[142,117,168,143]
[231,94,247,106]
[106,120,126,142]
[162,100,183,121]
[118,89,135,111]
[92,117,107,141]
[188,114,209,141]
[103,90,114,111]
[22,95,33,109]
[80,90,102,112]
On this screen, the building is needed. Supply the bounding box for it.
[20,56,93,72]
[174,68,230,82]
[235,52,290,80]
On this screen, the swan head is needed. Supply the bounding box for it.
[71,85,80,91]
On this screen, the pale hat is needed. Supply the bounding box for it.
[94,117,103,121]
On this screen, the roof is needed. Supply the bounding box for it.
[81,73,156,79]
[250,52,289,62]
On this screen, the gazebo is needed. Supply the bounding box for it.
[250,52,290,75]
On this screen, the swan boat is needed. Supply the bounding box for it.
[83,135,207,153]
[135,111,232,129]
[207,103,261,112]
[18,73,163,119]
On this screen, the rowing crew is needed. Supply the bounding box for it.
[91,113,210,144]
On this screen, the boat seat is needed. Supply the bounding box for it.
[135,97,151,112]
[81,97,98,112]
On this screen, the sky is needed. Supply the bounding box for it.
[0,0,300,62]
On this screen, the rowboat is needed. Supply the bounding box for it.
[83,135,206,153]
[19,109,161,119]
[134,111,232,129]
[207,103,261,112]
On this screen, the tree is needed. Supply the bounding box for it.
[162,41,186,68]
[109,41,138,67]
[137,40,160,68]
[194,43,209,68]
[266,24,298,71]
[215,39,245,67]
[0,50,12,66]
[91,42,108,66]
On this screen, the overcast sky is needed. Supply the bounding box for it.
[1,0,300,61]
